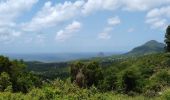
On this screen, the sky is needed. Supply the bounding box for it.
[0,0,170,53]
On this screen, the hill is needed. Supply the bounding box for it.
[125,40,165,56]
[24,40,166,80]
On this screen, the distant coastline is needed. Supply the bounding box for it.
[1,52,123,62]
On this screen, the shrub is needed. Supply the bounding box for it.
[0,72,11,92]
[161,89,170,100]
[117,69,141,93]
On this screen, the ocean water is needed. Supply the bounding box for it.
[1,52,120,62]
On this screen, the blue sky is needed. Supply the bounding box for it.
[0,0,169,53]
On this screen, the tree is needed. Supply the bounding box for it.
[121,69,139,93]
[165,25,170,52]
[98,68,118,91]
[83,61,103,87]
[76,69,85,88]
[70,61,103,88]
[0,56,41,93]
[0,72,12,91]
[70,62,84,83]
[0,56,11,74]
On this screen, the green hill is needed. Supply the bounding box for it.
[125,40,165,56]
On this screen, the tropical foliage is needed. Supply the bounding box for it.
[165,25,170,52]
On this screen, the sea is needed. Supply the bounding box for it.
[1,52,122,62]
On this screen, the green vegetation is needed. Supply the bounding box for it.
[165,25,170,52]
[70,61,103,88]
[25,61,69,80]
[0,56,41,93]
[0,79,163,100]
[0,52,170,100]
[71,53,170,97]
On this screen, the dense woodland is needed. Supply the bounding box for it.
[0,27,170,99]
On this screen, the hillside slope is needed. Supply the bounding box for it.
[125,40,165,56]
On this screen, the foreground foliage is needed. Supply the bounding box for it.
[0,79,169,100]
[0,56,41,93]
[0,53,170,100]
[71,53,170,97]
[165,25,170,52]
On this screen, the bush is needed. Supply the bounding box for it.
[0,72,11,92]
[161,89,170,100]
[117,69,141,93]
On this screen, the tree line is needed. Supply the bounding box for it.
[0,56,41,93]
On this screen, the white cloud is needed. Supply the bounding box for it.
[107,16,121,26]
[82,0,170,14]
[0,0,38,26]
[98,32,111,39]
[122,0,170,11]
[146,6,170,18]
[0,28,21,42]
[146,6,170,30]
[22,0,84,32]
[146,18,167,30]
[0,0,38,42]
[82,0,170,31]
[20,0,170,36]
[23,34,46,45]
[82,0,120,14]
[98,16,121,40]
[56,21,82,41]
[65,21,82,32]
[1,0,169,44]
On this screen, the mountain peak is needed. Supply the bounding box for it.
[125,40,165,56]
[146,40,159,44]
[144,40,165,49]
[144,40,161,46]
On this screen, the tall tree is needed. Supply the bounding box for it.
[70,61,103,88]
[165,25,170,52]
[70,62,84,83]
